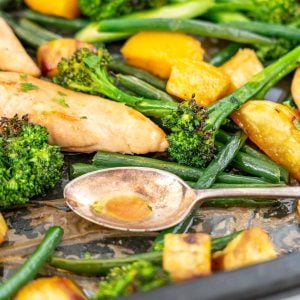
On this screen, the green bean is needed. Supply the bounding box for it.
[99,18,275,45]
[109,59,166,90]
[116,74,175,102]
[209,43,241,66]
[0,226,63,299]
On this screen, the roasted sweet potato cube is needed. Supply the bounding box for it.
[212,228,277,271]
[37,38,96,78]
[219,49,263,91]
[166,60,231,106]
[121,31,204,79]
[0,212,7,245]
[163,233,211,281]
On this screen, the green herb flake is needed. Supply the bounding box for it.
[58,91,67,97]
[20,82,39,92]
[52,97,69,108]
[19,74,28,81]
[292,117,300,130]
[80,116,88,120]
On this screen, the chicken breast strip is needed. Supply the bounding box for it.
[0,72,168,153]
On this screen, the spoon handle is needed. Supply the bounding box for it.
[195,186,300,205]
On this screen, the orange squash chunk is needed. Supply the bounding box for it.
[166,60,231,106]
[25,0,80,19]
[121,31,204,79]
[220,49,263,91]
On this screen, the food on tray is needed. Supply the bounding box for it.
[24,0,80,19]
[163,233,211,281]
[219,48,263,90]
[0,213,7,245]
[0,72,167,153]
[212,228,277,271]
[232,100,300,181]
[37,38,96,77]
[0,114,63,208]
[1,1,300,298]
[0,17,40,76]
[166,60,231,106]
[14,277,87,300]
[121,31,204,78]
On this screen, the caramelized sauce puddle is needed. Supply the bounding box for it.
[92,194,152,222]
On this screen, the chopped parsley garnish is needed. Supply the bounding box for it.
[80,116,88,119]
[19,74,28,81]
[20,82,39,92]
[52,97,69,108]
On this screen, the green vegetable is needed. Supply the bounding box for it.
[202,198,278,208]
[22,9,89,31]
[79,0,168,21]
[0,11,48,48]
[116,74,174,102]
[207,0,298,24]
[20,82,39,92]
[0,226,64,300]
[19,18,61,41]
[54,43,300,168]
[209,43,241,66]
[49,232,241,276]
[91,260,170,299]
[109,58,166,90]
[0,115,63,207]
[194,131,247,188]
[99,18,274,45]
[75,0,215,42]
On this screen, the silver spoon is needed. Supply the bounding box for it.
[64,167,300,232]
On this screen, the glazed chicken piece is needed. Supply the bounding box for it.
[0,72,168,153]
[0,18,40,77]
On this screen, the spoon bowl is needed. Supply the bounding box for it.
[64,167,300,232]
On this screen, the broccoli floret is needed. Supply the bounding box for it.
[79,0,168,21]
[92,260,170,300]
[0,115,63,207]
[54,48,215,168]
[213,0,298,23]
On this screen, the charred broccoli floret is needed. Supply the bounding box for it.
[0,115,63,207]
[79,0,168,21]
[92,260,170,300]
[212,0,298,24]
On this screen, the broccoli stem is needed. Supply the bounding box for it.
[99,18,275,45]
[209,43,242,66]
[49,231,241,276]
[206,44,300,130]
[76,0,215,42]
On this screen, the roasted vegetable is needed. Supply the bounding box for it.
[37,38,96,77]
[212,228,277,271]
[91,260,170,300]
[219,48,263,90]
[121,31,204,79]
[0,226,63,300]
[55,44,300,167]
[232,100,300,181]
[24,0,80,19]
[14,277,87,300]
[0,213,7,245]
[0,115,63,207]
[163,233,211,281]
[166,60,231,106]
[79,0,168,21]
[0,17,40,76]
